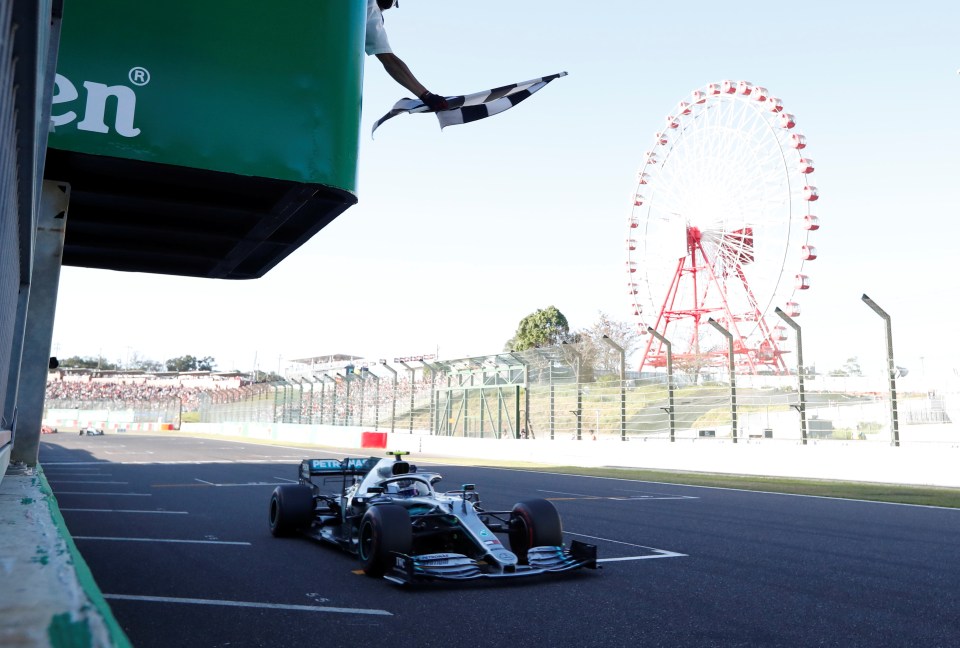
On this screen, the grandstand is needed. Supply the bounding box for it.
[43,368,250,430]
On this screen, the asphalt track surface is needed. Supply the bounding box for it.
[40,434,960,648]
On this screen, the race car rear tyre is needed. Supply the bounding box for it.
[359,504,412,577]
[269,485,314,537]
[509,498,563,564]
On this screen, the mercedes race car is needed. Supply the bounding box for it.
[268,451,598,584]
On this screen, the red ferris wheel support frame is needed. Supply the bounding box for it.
[639,225,789,375]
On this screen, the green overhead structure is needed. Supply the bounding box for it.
[45,0,365,279]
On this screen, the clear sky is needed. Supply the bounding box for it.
[51,0,960,385]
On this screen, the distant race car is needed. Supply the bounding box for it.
[79,427,104,436]
[268,451,599,585]
[41,425,58,434]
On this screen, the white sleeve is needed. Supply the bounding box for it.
[365,0,392,56]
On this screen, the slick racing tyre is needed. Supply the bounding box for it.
[509,498,563,563]
[359,504,412,577]
[269,485,314,537]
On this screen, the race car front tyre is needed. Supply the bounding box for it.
[359,504,412,577]
[509,498,563,564]
[269,485,314,537]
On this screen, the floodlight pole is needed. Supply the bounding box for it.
[707,318,738,443]
[509,352,529,440]
[379,361,398,434]
[398,361,416,434]
[647,328,676,442]
[343,370,351,427]
[862,294,900,447]
[355,371,365,427]
[421,361,444,435]
[775,307,808,445]
[562,343,583,440]
[367,372,381,431]
[601,336,627,442]
[325,372,341,426]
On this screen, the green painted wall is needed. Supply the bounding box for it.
[49,0,364,192]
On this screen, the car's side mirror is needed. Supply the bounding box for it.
[429,475,442,485]
[462,484,476,492]
[367,486,384,495]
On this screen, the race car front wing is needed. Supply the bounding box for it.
[384,540,599,585]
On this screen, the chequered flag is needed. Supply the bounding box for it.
[372,72,568,137]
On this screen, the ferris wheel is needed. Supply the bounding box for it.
[626,80,820,374]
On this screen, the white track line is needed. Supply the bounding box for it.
[538,488,697,501]
[597,553,687,563]
[72,536,249,545]
[185,479,291,488]
[60,509,188,515]
[53,492,151,496]
[46,480,128,485]
[103,594,391,616]
[43,462,111,466]
[565,531,687,562]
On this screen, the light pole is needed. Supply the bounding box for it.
[647,328,676,442]
[707,318,737,443]
[325,372,340,426]
[420,361,440,435]
[398,361,416,434]
[378,360,398,434]
[861,294,900,446]
[562,343,583,440]
[367,371,381,431]
[601,335,627,442]
[775,307,808,445]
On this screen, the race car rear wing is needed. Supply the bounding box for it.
[300,457,379,480]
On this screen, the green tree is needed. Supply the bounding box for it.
[165,355,217,372]
[59,355,118,370]
[506,306,572,351]
[251,370,283,383]
[197,356,217,371]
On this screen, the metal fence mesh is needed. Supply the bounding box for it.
[181,343,957,445]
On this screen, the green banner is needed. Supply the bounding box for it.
[49,0,364,193]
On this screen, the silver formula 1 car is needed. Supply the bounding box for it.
[268,451,598,584]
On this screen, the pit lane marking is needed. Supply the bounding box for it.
[564,531,687,562]
[102,594,392,616]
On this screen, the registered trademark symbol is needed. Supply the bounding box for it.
[129,67,150,86]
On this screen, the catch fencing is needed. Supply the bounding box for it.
[193,344,958,445]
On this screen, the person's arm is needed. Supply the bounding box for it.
[374,52,428,97]
[374,52,449,110]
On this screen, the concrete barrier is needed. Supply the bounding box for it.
[0,464,131,647]
[181,422,960,488]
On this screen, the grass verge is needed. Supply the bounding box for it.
[499,464,960,509]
